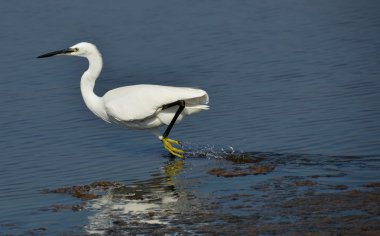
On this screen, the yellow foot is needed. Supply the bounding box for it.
[162,137,184,158]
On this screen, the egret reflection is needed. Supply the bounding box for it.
[84,159,192,234]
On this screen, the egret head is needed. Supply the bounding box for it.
[37,42,99,58]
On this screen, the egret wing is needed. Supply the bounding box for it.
[103,84,208,122]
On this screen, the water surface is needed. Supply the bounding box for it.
[1,0,379,235]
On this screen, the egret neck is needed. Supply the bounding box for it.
[80,51,110,122]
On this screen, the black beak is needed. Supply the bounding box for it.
[37,48,75,58]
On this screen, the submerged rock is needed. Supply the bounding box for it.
[42,181,117,200]
[208,164,275,178]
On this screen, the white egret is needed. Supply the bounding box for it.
[37,42,209,158]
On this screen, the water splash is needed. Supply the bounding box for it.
[181,141,237,159]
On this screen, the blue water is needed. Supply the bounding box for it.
[1,0,380,234]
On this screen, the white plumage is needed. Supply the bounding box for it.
[37,42,209,157]
[104,84,209,129]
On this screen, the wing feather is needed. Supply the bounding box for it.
[103,84,208,122]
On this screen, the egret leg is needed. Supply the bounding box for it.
[161,100,185,158]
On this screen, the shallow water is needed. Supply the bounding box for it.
[1,0,380,235]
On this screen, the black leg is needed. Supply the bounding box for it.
[162,100,185,138]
